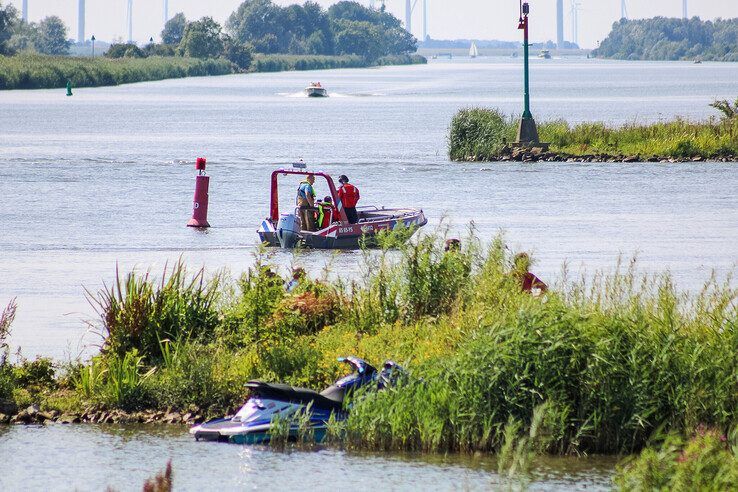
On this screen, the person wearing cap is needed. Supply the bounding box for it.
[337,175,360,224]
[296,174,317,231]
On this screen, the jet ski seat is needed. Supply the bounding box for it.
[245,381,344,412]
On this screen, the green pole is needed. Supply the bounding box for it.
[66,80,73,97]
[522,11,532,119]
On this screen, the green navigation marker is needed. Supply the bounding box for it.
[66,80,73,97]
[515,2,548,149]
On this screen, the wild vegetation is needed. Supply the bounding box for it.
[0,55,235,90]
[615,427,738,490]
[1,228,736,465]
[449,102,738,161]
[593,17,738,62]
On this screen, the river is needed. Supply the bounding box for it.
[1,57,737,489]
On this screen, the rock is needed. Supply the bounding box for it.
[622,155,639,163]
[58,414,81,424]
[26,404,40,416]
[0,413,10,424]
[37,411,55,423]
[182,412,193,423]
[0,400,17,415]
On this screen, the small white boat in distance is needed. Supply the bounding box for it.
[305,82,328,97]
[469,41,479,58]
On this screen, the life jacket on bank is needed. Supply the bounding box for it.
[338,183,360,208]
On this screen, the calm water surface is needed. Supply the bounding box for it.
[0,58,736,489]
[0,424,617,491]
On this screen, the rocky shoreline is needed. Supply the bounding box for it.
[0,403,209,426]
[458,146,738,163]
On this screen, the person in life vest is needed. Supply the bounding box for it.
[296,174,317,231]
[317,196,337,230]
[512,253,548,296]
[337,174,360,224]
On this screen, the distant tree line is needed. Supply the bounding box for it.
[593,17,738,61]
[1,0,417,71]
[0,3,70,56]
[420,38,579,50]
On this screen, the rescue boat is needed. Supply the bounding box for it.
[257,165,427,249]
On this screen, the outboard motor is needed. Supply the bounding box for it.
[276,212,301,248]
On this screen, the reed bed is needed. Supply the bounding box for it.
[0,55,235,90]
[249,53,424,72]
[2,232,737,460]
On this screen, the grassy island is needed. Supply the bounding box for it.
[449,105,738,163]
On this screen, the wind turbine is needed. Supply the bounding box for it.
[77,0,85,43]
[22,0,28,21]
[126,0,133,43]
[621,0,628,20]
[682,0,688,19]
[570,0,581,46]
[164,0,169,24]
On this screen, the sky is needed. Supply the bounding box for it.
[8,0,738,49]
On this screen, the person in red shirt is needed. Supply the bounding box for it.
[512,253,548,295]
[337,175,361,224]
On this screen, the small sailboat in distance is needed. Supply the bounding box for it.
[469,41,478,58]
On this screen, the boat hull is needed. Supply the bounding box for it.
[258,209,427,250]
[305,88,328,97]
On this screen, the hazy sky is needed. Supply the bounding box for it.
[9,0,738,49]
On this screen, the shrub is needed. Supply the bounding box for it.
[106,43,146,59]
[87,261,221,361]
[615,427,738,490]
[448,108,514,161]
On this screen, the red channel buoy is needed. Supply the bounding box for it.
[187,157,211,228]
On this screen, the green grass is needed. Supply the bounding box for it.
[2,231,737,464]
[448,107,738,161]
[0,54,236,90]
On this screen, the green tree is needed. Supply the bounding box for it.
[332,19,383,60]
[7,19,36,53]
[0,2,19,55]
[106,43,146,58]
[161,12,186,45]
[179,17,224,59]
[227,0,287,51]
[35,16,70,55]
[222,35,253,70]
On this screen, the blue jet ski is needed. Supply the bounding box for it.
[190,357,388,444]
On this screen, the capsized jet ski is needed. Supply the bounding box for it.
[190,357,399,444]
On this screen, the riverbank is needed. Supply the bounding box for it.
[1,232,736,455]
[0,55,235,90]
[449,107,738,162]
[0,53,427,90]
[251,53,426,73]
